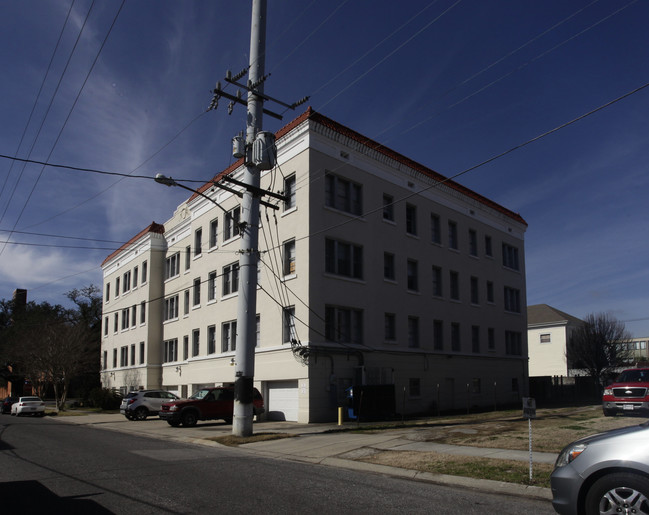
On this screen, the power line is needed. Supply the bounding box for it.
[0,0,76,213]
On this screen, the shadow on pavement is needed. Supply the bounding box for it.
[0,480,113,514]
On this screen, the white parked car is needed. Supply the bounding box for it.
[11,396,45,417]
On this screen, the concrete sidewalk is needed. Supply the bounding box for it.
[50,412,554,501]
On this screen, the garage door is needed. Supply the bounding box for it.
[267,381,299,421]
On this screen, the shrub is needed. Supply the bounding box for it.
[89,387,122,410]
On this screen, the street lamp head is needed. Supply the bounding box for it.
[155,173,176,187]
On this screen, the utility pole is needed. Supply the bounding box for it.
[232,0,267,437]
[207,0,308,437]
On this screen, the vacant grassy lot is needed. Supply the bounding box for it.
[354,405,648,487]
[409,404,646,453]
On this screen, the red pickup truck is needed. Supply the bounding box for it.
[159,386,264,427]
[602,368,649,416]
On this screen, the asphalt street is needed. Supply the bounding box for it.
[0,413,556,514]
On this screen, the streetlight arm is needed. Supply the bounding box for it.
[154,173,228,214]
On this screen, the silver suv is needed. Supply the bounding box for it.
[120,390,179,420]
[551,421,649,514]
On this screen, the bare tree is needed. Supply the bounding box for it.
[566,313,632,391]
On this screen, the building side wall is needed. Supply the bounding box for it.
[528,325,569,377]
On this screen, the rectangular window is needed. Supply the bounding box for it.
[123,271,131,292]
[283,239,296,275]
[209,218,218,248]
[113,313,118,333]
[283,306,297,344]
[505,331,522,355]
[470,276,479,304]
[472,378,481,394]
[432,266,442,297]
[165,252,180,279]
[451,323,460,351]
[131,305,137,327]
[184,289,190,316]
[208,271,217,301]
[488,328,495,350]
[105,283,110,302]
[450,271,460,301]
[139,342,145,364]
[408,316,419,348]
[193,277,201,306]
[431,213,441,244]
[121,308,130,330]
[223,262,240,295]
[103,351,107,370]
[382,194,394,221]
[384,252,395,281]
[192,329,200,357]
[120,346,128,367]
[469,229,478,256]
[472,325,480,353]
[324,172,362,215]
[115,277,120,296]
[325,306,363,345]
[104,317,109,336]
[185,245,191,271]
[164,295,179,321]
[142,261,147,283]
[407,259,418,291]
[194,228,202,257]
[325,238,363,279]
[406,204,417,235]
[222,321,237,352]
[140,301,146,324]
[133,266,138,287]
[485,235,493,257]
[225,206,241,240]
[409,378,421,398]
[113,348,117,368]
[433,320,443,350]
[502,243,520,270]
[448,221,458,250]
[183,336,189,361]
[163,338,178,363]
[284,173,296,211]
[384,313,396,342]
[130,344,135,366]
[487,281,494,303]
[540,333,551,343]
[208,325,216,354]
[504,286,521,313]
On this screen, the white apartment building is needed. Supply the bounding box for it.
[101,108,528,423]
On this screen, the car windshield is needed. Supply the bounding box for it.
[21,397,41,402]
[189,389,211,400]
[616,370,649,383]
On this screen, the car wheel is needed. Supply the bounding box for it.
[167,420,181,427]
[181,411,198,427]
[134,407,148,421]
[603,408,616,417]
[585,472,649,515]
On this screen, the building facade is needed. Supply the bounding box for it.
[101,109,528,423]
[527,304,584,377]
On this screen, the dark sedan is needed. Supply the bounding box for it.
[1,396,17,414]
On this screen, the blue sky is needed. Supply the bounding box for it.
[1,0,648,335]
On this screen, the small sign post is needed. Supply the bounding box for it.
[522,397,536,482]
